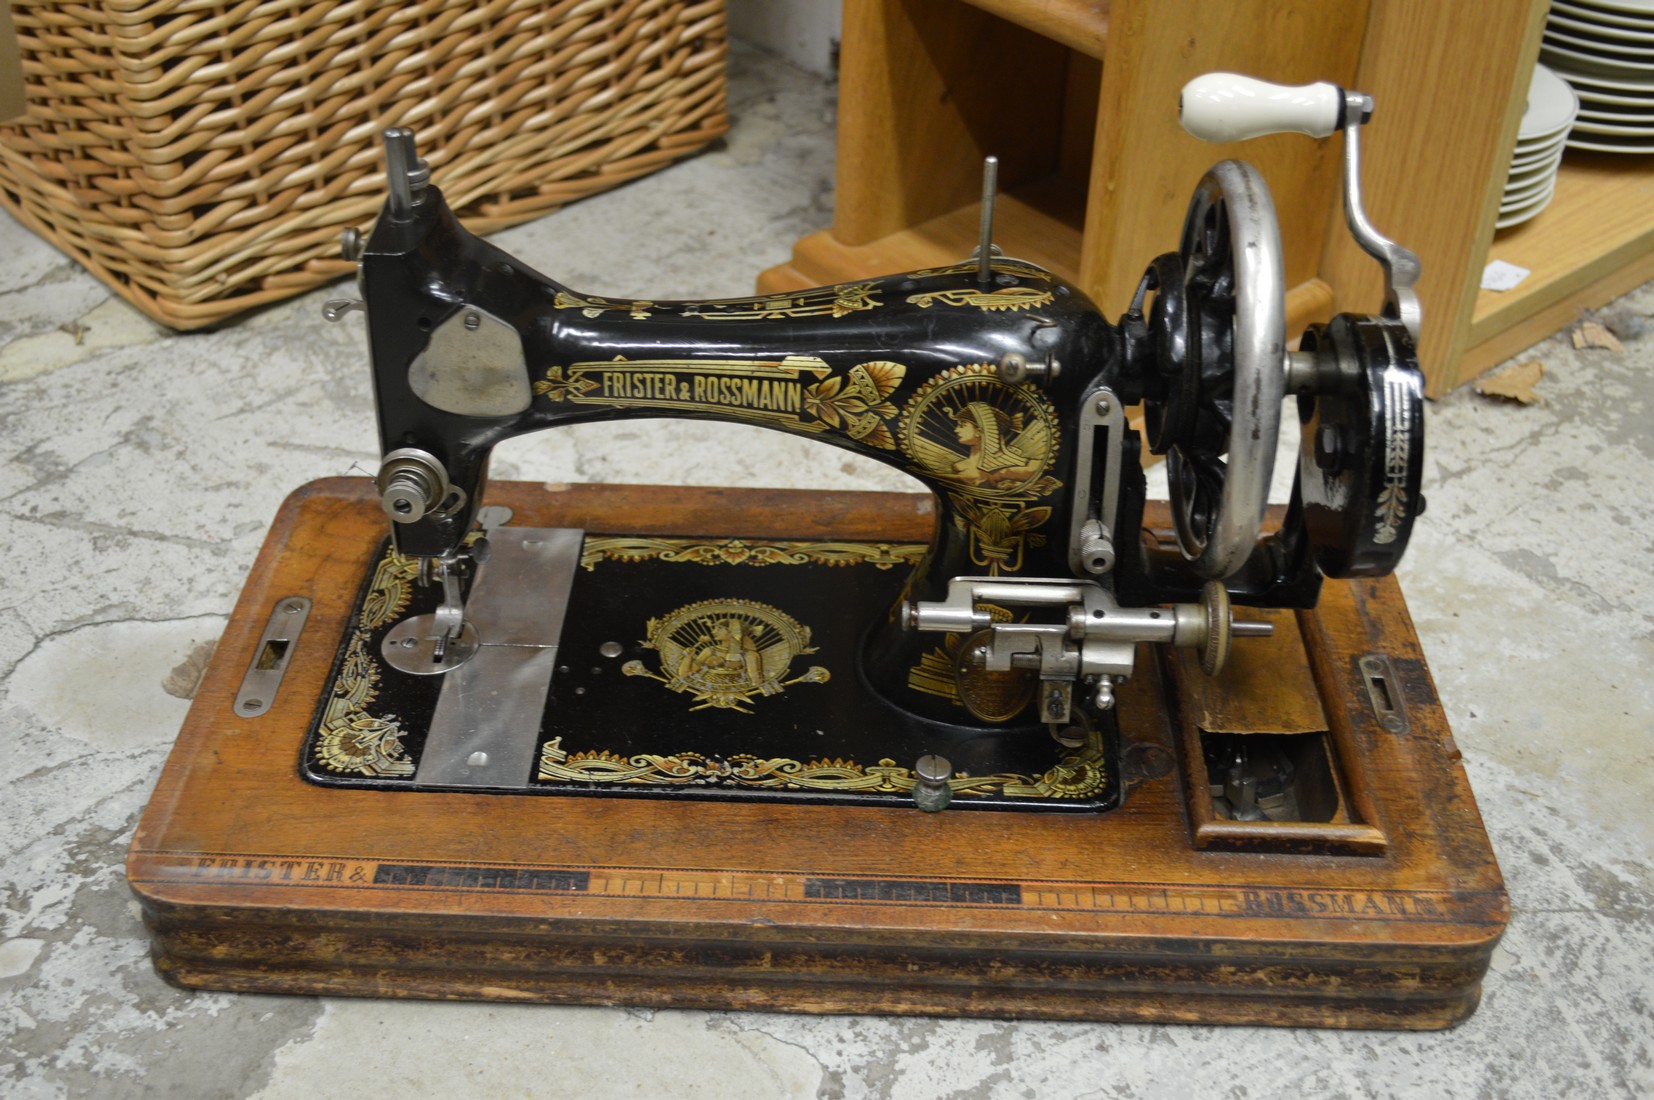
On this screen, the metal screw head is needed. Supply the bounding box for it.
[463,310,481,331]
[913,754,953,812]
[339,227,364,262]
[915,754,953,785]
[1095,395,1112,416]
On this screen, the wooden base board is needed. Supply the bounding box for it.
[128,480,1507,1028]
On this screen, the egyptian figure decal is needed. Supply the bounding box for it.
[898,364,1062,574]
[623,598,830,712]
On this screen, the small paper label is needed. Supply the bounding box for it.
[1481,260,1531,292]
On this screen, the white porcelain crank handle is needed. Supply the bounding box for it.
[1179,73,1347,143]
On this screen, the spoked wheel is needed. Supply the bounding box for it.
[1153,160,1287,580]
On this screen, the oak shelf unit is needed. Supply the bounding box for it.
[1469,152,1654,381]
[760,0,1649,396]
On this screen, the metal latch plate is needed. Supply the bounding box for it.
[235,597,312,718]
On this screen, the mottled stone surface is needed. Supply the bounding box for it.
[2,43,1651,1100]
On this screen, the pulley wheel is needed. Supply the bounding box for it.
[1296,314,1425,577]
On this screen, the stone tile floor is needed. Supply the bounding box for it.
[1,44,1651,1100]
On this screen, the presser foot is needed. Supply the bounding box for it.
[380,550,483,674]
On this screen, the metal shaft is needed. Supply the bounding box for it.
[383,128,429,222]
[977,155,999,288]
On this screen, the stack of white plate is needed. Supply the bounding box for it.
[1501,63,1579,229]
[1542,0,1654,155]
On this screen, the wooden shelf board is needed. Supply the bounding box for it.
[759,179,1335,336]
[759,186,1086,295]
[959,0,1111,61]
[1471,153,1654,348]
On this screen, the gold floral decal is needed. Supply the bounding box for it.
[553,291,654,319]
[533,365,601,402]
[906,286,1054,312]
[622,598,829,713]
[314,549,421,777]
[580,536,924,572]
[538,724,1108,799]
[682,282,880,320]
[801,360,904,449]
[950,497,1053,574]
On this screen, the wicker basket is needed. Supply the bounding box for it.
[0,0,728,329]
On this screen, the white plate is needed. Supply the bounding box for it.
[1566,130,1654,151]
[1496,194,1557,230]
[1576,84,1654,109]
[1555,63,1654,92]
[1497,182,1559,228]
[1503,171,1559,205]
[1501,176,1558,210]
[1564,0,1654,17]
[1574,115,1654,134]
[1545,26,1654,60]
[1507,159,1561,185]
[1507,155,1564,187]
[1511,144,1568,174]
[1579,100,1654,121]
[1513,130,1571,161]
[1519,63,1583,138]
[1511,135,1567,164]
[1552,0,1654,30]
[1511,140,1568,165]
[1548,9,1654,44]
[1541,40,1653,75]
[1498,201,1552,226]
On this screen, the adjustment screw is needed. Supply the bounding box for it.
[913,754,953,813]
[339,227,364,262]
[1095,395,1112,416]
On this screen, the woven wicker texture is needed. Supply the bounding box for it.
[0,0,728,329]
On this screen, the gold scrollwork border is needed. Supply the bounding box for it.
[312,549,421,777]
[682,282,881,321]
[537,723,1108,801]
[580,536,925,572]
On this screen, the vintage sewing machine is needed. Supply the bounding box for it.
[129,75,1506,1028]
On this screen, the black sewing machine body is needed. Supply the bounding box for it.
[296,75,1426,815]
